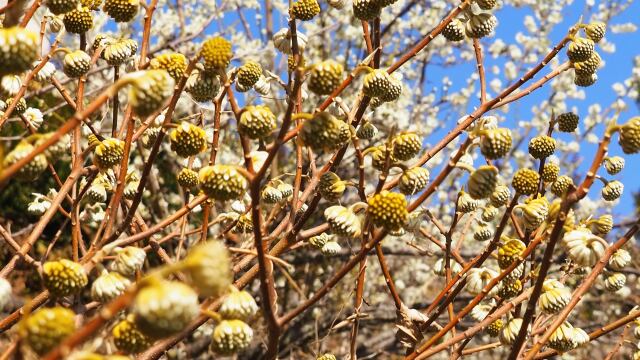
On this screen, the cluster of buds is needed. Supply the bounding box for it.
[443,3,498,42]
[568,22,606,87]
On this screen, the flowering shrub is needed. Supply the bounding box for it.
[0,0,638,359]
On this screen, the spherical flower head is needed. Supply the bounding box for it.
[277,182,294,198]
[490,184,511,207]
[574,72,597,87]
[617,117,640,154]
[63,7,93,34]
[586,22,606,43]
[474,222,493,241]
[272,28,308,54]
[1,75,22,97]
[127,70,175,118]
[201,37,232,71]
[231,213,253,234]
[603,156,624,175]
[43,259,88,297]
[378,74,403,102]
[177,168,198,188]
[562,227,606,267]
[117,172,136,201]
[112,315,152,354]
[392,132,421,161]
[169,122,207,157]
[363,69,394,98]
[93,137,125,170]
[480,128,512,159]
[486,319,503,337]
[603,271,626,292]
[150,53,187,80]
[110,246,146,277]
[63,50,91,78]
[432,258,462,277]
[309,233,330,248]
[23,107,44,129]
[0,27,39,77]
[399,167,430,195]
[591,214,613,235]
[91,270,131,303]
[239,105,276,139]
[318,171,346,201]
[132,279,199,339]
[261,185,283,203]
[20,306,76,355]
[211,319,253,355]
[539,280,571,314]
[33,61,57,82]
[198,165,248,201]
[85,179,107,203]
[324,205,362,237]
[289,0,320,21]
[465,12,497,38]
[567,36,595,62]
[219,289,259,321]
[573,51,601,76]
[46,0,79,15]
[352,0,381,21]
[467,165,498,199]
[299,112,351,151]
[181,240,232,297]
[367,191,408,231]
[466,267,498,295]
[498,238,526,269]
[103,39,138,66]
[186,68,220,102]
[287,54,306,72]
[512,168,539,195]
[498,278,522,299]
[5,97,27,115]
[518,196,549,230]
[601,180,623,201]
[457,191,480,213]
[443,18,466,41]
[608,248,630,271]
[500,318,525,345]
[557,112,579,132]
[480,206,498,222]
[548,321,577,352]
[356,120,378,140]
[103,0,140,22]
[237,61,262,87]
[528,135,556,159]
[2,141,48,181]
[551,175,573,197]
[48,16,64,33]
[308,60,344,95]
[542,163,560,183]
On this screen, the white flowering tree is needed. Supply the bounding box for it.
[0,0,639,358]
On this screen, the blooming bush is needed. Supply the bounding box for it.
[0,0,639,358]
